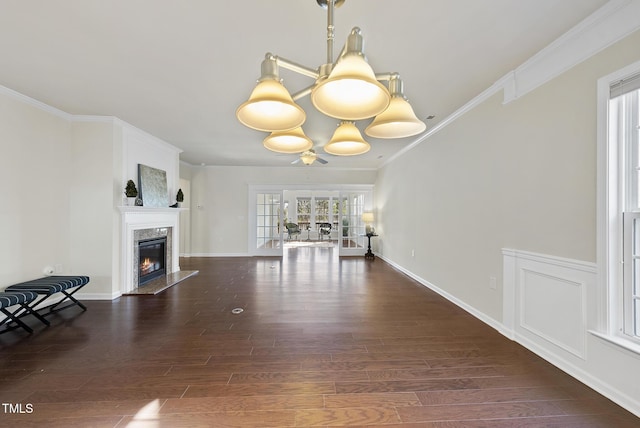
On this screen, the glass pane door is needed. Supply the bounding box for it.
[254,192,283,255]
[339,192,367,255]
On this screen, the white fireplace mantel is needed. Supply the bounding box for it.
[119,207,186,293]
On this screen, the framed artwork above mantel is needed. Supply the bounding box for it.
[138,164,169,208]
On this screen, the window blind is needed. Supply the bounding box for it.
[610,71,640,99]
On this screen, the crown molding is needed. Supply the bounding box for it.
[71,115,118,124]
[121,121,183,154]
[0,85,182,153]
[383,74,508,167]
[0,84,73,121]
[383,0,640,169]
[0,86,120,125]
[503,0,640,103]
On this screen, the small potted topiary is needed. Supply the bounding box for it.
[124,180,138,206]
[176,188,184,207]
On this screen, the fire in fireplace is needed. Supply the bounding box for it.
[138,237,166,285]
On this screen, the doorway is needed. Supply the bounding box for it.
[283,190,339,248]
[249,185,373,257]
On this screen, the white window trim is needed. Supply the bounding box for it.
[595,59,640,354]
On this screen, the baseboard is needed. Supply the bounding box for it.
[514,330,640,417]
[377,254,506,336]
[181,252,249,257]
[75,292,121,301]
[502,248,640,418]
[378,251,640,418]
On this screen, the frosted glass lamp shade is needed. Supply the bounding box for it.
[324,121,370,156]
[365,96,426,138]
[311,55,390,120]
[236,79,306,132]
[362,212,374,223]
[263,127,313,153]
[362,211,375,234]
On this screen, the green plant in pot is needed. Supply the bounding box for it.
[176,188,184,207]
[125,180,138,206]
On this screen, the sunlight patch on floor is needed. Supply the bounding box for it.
[126,399,161,428]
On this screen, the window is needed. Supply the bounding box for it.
[316,198,329,223]
[296,198,311,230]
[599,63,640,347]
[617,82,640,339]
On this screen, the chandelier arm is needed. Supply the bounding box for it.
[291,84,315,101]
[374,72,397,82]
[274,56,319,79]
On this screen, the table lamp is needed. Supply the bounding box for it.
[362,212,375,235]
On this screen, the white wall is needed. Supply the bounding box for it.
[70,120,118,298]
[376,28,640,416]
[178,176,191,256]
[121,125,182,206]
[183,165,376,255]
[0,89,73,287]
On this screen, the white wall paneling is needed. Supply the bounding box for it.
[503,249,593,359]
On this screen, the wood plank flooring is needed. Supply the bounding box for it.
[1,247,638,427]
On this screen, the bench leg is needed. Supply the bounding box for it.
[8,295,51,326]
[21,301,51,326]
[1,306,34,334]
[44,286,87,315]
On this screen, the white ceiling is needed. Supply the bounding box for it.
[0,0,608,169]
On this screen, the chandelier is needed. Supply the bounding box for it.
[236,0,426,157]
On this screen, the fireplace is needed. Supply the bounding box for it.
[129,226,174,290]
[120,208,180,294]
[138,237,167,285]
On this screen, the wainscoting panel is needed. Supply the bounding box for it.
[520,268,586,358]
[503,249,595,361]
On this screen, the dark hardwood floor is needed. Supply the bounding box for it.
[1,247,638,427]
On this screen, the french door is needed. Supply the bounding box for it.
[338,192,368,256]
[251,190,284,256]
[249,185,372,257]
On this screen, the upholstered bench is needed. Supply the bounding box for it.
[5,276,89,323]
[0,291,42,333]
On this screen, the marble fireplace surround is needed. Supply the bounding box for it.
[119,207,181,294]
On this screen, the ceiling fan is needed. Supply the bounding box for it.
[291,149,328,165]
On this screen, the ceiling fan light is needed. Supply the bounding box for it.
[324,121,370,156]
[263,127,314,153]
[365,96,426,138]
[300,151,317,165]
[236,79,306,132]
